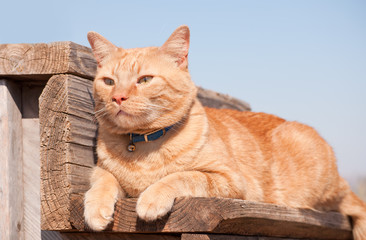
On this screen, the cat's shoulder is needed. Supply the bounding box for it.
[204,107,284,121]
[204,107,286,131]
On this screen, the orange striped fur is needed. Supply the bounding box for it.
[84,26,366,239]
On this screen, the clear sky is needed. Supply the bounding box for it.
[1,0,365,183]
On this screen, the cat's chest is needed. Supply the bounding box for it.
[98,131,193,197]
[119,165,165,197]
[102,152,176,197]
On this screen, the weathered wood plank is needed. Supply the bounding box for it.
[40,74,96,231]
[60,233,180,240]
[181,233,300,240]
[41,230,63,240]
[0,42,97,80]
[0,80,24,239]
[69,196,352,240]
[23,118,41,240]
[197,87,250,111]
[22,118,63,240]
[0,41,250,110]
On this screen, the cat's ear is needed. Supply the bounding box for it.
[87,31,118,66]
[160,25,190,69]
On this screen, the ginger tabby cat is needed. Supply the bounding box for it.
[84,25,366,239]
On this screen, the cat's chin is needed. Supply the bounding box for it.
[109,117,152,135]
[109,120,169,135]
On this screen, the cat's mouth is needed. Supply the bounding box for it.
[116,109,134,117]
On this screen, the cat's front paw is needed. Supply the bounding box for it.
[84,192,115,231]
[136,185,175,222]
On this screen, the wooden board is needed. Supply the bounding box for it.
[0,42,97,81]
[41,230,63,240]
[40,74,96,230]
[60,233,180,240]
[181,233,301,240]
[23,119,41,240]
[0,42,250,110]
[0,80,24,239]
[197,87,250,111]
[69,196,352,240]
[22,117,64,240]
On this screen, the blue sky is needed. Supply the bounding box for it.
[1,0,365,182]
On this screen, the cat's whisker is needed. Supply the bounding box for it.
[145,103,172,110]
[94,108,107,115]
[94,107,107,115]
[95,111,109,117]
[129,101,172,111]
[94,110,109,119]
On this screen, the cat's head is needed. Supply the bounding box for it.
[88,26,197,134]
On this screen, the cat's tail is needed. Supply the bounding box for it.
[338,179,366,240]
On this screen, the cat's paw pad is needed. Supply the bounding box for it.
[136,189,175,221]
[84,201,115,231]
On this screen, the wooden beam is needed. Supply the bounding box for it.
[0,42,97,81]
[0,42,250,110]
[0,80,24,239]
[68,196,352,240]
[197,87,250,111]
[23,119,41,240]
[60,233,180,240]
[23,117,64,240]
[40,74,96,230]
[180,233,301,240]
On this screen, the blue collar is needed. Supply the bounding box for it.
[127,125,174,152]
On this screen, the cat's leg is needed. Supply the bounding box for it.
[84,166,124,231]
[136,170,242,221]
[337,179,366,240]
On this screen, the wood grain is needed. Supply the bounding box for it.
[197,87,250,111]
[40,74,96,231]
[41,230,63,240]
[0,80,24,240]
[23,119,41,240]
[0,42,97,80]
[0,42,250,110]
[69,196,352,240]
[60,233,179,240]
[181,233,301,240]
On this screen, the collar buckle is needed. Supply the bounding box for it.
[127,125,173,151]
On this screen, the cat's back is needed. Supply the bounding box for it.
[204,107,286,140]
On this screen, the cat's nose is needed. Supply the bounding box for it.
[112,95,128,105]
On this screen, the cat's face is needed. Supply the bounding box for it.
[88,26,197,134]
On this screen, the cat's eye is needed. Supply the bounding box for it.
[137,76,153,84]
[104,78,115,86]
